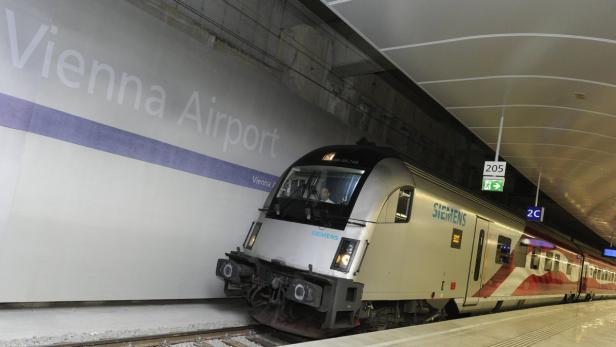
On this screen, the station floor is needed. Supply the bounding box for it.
[296,300,616,347]
[0,299,253,347]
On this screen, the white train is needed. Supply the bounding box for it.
[216,145,616,337]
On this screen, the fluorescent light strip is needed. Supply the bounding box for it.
[380,33,616,51]
[502,156,602,165]
[447,104,616,120]
[327,0,354,5]
[485,142,616,156]
[417,75,616,88]
[471,126,616,141]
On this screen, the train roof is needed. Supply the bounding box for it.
[294,145,400,169]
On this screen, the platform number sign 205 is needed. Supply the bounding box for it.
[483,161,507,177]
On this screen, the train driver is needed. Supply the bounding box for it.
[320,187,335,204]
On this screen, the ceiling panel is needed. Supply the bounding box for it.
[451,106,616,136]
[471,128,615,152]
[384,37,616,83]
[420,78,616,112]
[324,0,616,242]
[328,0,616,48]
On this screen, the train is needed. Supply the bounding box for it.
[215,145,616,337]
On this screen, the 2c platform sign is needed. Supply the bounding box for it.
[526,206,545,222]
[483,161,507,177]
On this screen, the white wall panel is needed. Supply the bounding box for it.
[0,0,359,301]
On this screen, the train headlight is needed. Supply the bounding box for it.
[243,222,261,250]
[331,238,359,272]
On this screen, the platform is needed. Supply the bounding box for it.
[296,300,616,347]
[0,299,253,347]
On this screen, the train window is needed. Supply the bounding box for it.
[553,254,560,272]
[530,248,540,270]
[544,252,553,271]
[495,236,512,264]
[395,188,413,223]
[514,243,528,268]
[269,165,365,229]
[566,261,572,275]
[378,187,414,223]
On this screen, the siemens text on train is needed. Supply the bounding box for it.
[432,202,467,227]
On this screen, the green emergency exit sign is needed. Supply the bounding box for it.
[482,177,505,192]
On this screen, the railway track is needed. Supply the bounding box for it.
[57,326,307,347]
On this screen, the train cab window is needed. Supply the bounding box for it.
[378,187,414,223]
[395,188,413,223]
[495,236,512,264]
[566,261,572,275]
[544,252,554,271]
[553,254,560,272]
[514,243,528,268]
[530,248,540,270]
[269,165,365,229]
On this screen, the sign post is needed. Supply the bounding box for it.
[527,170,545,222]
[481,112,507,192]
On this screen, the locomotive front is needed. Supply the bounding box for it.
[215,146,397,337]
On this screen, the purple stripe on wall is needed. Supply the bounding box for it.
[0,92,277,192]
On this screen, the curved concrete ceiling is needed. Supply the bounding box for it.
[324,0,616,242]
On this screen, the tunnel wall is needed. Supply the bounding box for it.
[0,0,360,301]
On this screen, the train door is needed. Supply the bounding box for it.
[463,216,490,306]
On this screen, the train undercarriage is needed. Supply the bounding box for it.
[216,251,449,338]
